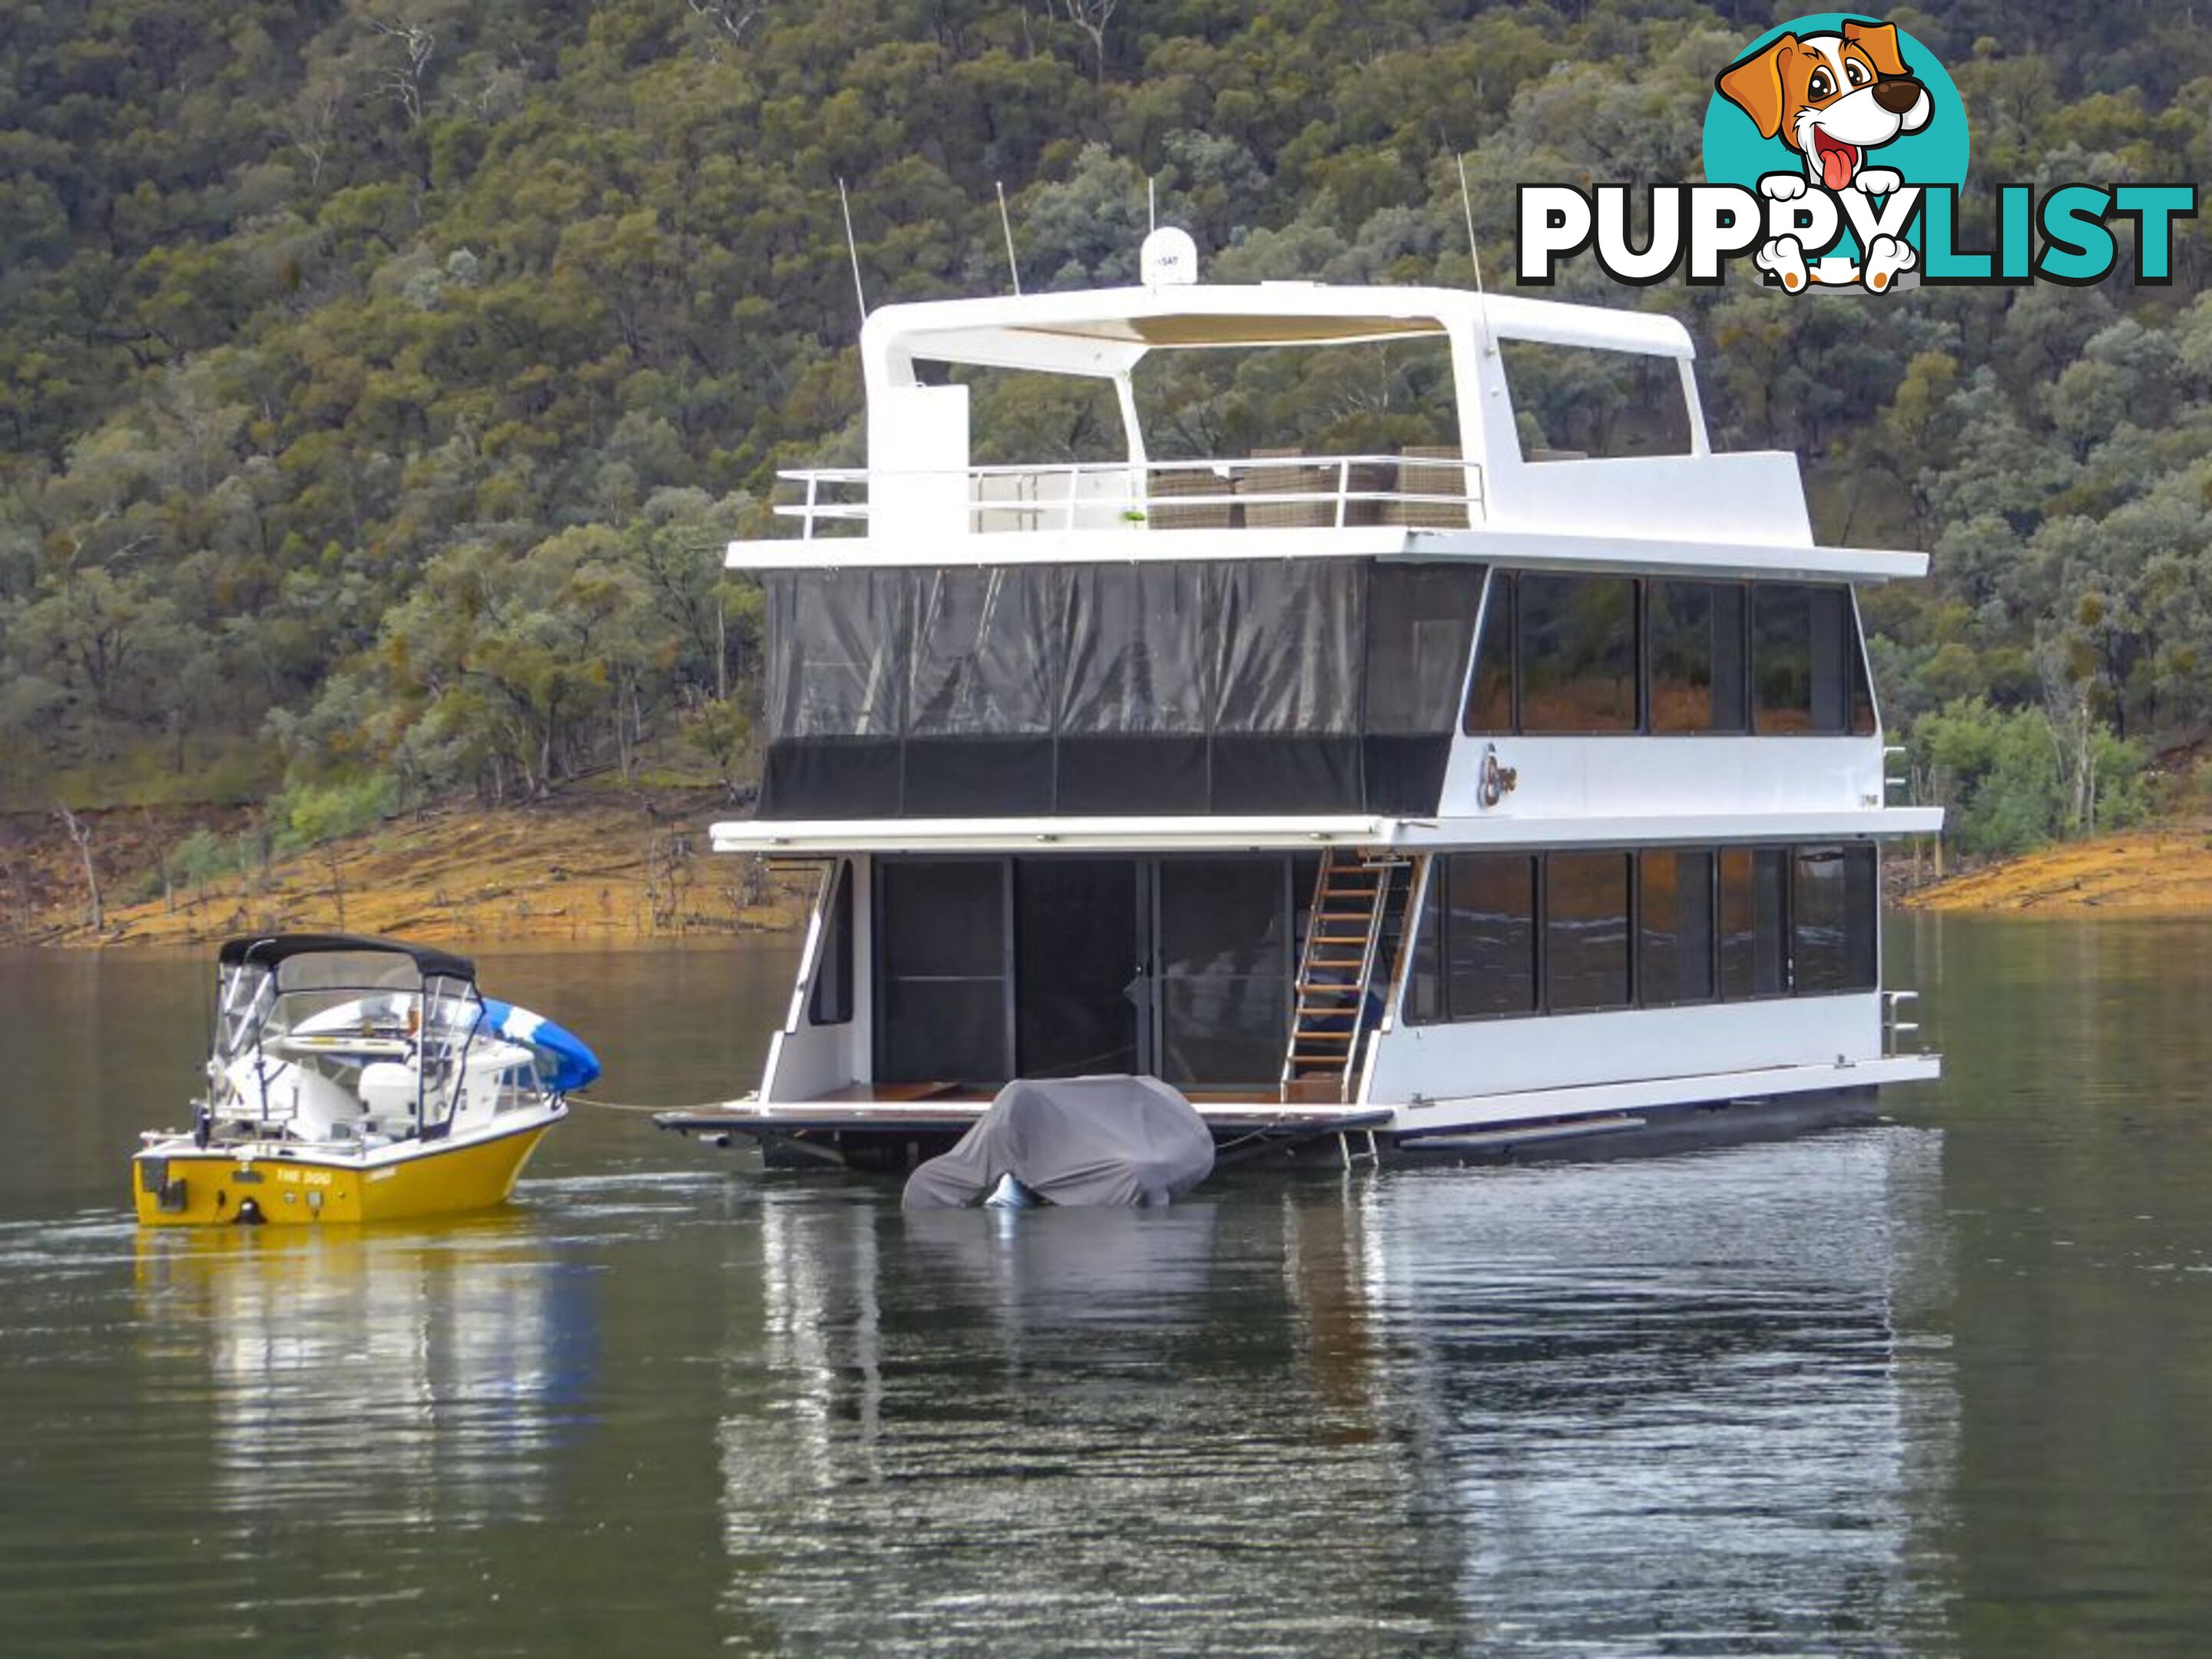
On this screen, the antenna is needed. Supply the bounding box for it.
[1147,176,1157,233]
[1455,153,1495,356]
[996,180,1023,296]
[837,177,868,321]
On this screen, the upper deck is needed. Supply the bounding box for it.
[718,272,1941,852]
[729,281,1926,585]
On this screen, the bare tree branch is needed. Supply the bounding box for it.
[687,0,767,57]
[53,803,103,934]
[369,19,436,127]
[1057,0,1117,84]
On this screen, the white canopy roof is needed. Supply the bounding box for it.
[863,282,1696,382]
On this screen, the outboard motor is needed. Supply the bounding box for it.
[983,1172,1038,1210]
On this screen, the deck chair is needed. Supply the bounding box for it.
[1386,445,1474,528]
[1146,465,1236,529]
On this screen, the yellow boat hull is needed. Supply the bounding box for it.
[132,1112,560,1227]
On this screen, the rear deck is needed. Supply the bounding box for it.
[654,1093,1395,1167]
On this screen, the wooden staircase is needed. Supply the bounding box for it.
[1281,851,1412,1103]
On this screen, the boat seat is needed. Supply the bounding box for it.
[358,1061,425,1135]
[226,1058,360,1141]
[1147,465,1234,529]
[1387,445,1472,528]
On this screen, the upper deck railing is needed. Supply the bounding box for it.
[774,452,1485,540]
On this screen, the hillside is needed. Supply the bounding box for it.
[1903,823,2212,916]
[0,791,807,947]
[2,2,2209,886]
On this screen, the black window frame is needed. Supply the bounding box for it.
[1718,845,1792,1002]
[1514,572,1640,736]
[1542,849,1636,1014]
[870,856,1015,1085]
[1635,847,1718,1008]
[1442,852,1541,1022]
[1464,568,1517,734]
[1645,580,1750,736]
[1462,571,1878,740]
[1790,843,1881,995]
[806,859,856,1026]
[1403,839,1882,1027]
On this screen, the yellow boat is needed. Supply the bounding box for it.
[133,934,583,1227]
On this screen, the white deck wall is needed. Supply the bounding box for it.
[1439,735,1889,823]
[1366,994,1882,1109]
[760,854,876,1101]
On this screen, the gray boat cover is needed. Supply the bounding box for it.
[901,1076,1215,1210]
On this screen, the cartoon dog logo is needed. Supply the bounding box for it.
[1715,19,1932,292]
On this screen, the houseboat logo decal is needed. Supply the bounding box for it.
[1517,12,2195,293]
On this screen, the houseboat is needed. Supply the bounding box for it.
[665,241,1941,1167]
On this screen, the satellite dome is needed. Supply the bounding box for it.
[1140,226,1200,286]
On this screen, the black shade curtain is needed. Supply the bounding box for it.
[762,560,1482,818]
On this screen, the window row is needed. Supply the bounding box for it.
[1404,844,1879,1025]
[1464,573,1879,737]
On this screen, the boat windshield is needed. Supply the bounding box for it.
[208,942,489,1132]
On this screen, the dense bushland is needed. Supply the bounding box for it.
[2,0,2208,864]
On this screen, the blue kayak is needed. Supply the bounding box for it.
[481,999,602,1094]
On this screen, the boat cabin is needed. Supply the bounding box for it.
[700,273,1939,1158]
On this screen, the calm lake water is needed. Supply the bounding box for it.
[2,920,2210,1656]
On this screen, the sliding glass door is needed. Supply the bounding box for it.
[1014,859,1141,1078]
[874,853,1306,1092]
[1153,857,1296,1090]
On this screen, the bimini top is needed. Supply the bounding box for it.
[861,281,1695,383]
[217,933,477,984]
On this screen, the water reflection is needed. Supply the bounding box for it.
[41,923,2212,1654]
[714,1130,1955,1655]
[134,1219,596,1531]
[1375,1133,1955,1653]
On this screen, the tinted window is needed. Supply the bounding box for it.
[1793,844,1879,994]
[1753,585,1814,733]
[1719,848,1790,998]
[1815,585,1879,737]
[1463,573,1514,733]
[1445,854,1538,1018]
[807,861,854,1025]
[1843,843,1879,987]
[1637,849,1715,1005]
[1518,575,1637,733]
[1755,584,1875,736]
[1545,851,1631,1011]
[1157,857,1290,1085]
[1847,603,1879,736]
[1406,867,1445,1025]
[1807,587,1850,734]
[1647,581,1747,733]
